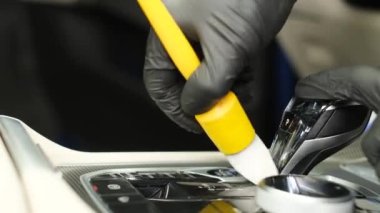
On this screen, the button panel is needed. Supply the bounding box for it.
[90,179,136,195]
[122,171,219,182]
[81,167,248,213]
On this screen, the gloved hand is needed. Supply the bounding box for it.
[295,66,380,177]
[143,0,296,133]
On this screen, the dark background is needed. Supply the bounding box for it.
[0,0,297,151]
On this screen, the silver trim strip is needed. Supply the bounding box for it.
[0,116,93,213]
[0,117,56,173]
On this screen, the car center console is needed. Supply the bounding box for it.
[0,115,379,212]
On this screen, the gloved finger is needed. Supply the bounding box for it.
[144,31,202,133]
[362,117,380,177]
[295,66,380,111]
[180,12,255,115]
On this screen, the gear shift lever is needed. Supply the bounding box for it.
[270,98,371,175]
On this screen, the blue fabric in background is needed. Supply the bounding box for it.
[273,43,298,126]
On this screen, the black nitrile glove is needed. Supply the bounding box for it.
[143,0,297,133]
[295,66,380,177]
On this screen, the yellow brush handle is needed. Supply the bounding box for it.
[138,0,255,155]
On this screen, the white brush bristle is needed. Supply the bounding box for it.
[227,135,278,184]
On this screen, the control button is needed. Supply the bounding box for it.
[107,184,121,191]
[117,196,130,203]
[111,173,124,178]
[163,172,176,178]
[91,179,136,195]
[121,173,138,180]
[207,169,239,177]
[102,194,145,204]
[151,172,182,179]
[176,182,231,191]
[139,173,155,179]
[129,172,157,180]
